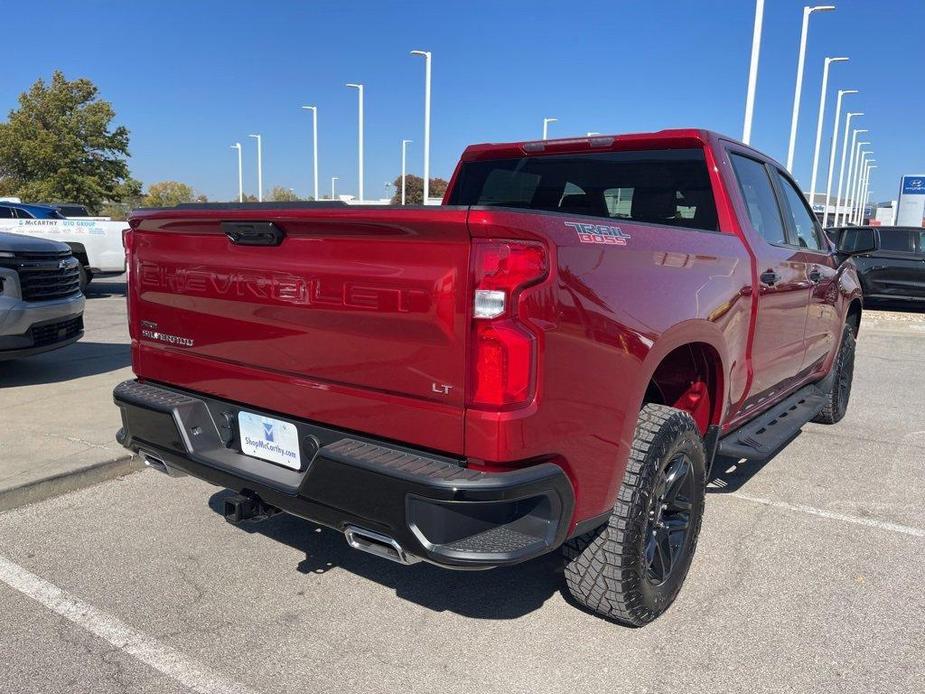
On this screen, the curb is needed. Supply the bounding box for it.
[0,455,143,513]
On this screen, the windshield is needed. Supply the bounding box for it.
[449,148,718,231]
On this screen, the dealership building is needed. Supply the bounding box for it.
[895,175,925,226]
[805,174,925,227]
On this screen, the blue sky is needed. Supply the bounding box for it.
[4,0,922,203]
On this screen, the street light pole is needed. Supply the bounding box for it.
[848,143,870,223]
[301,106,319,201]
[851,152,871,224]
[330,176,339,200]
[834,112,863,225]
[346,84,364,201]
[410,50,431,205]
[809,57,848,210]
[230,143,243,203]
[786,5,835,172]
[856,159,874,224]
[822,89,857,227]
[542,117,557,140]
[859,164,876,224]
[401,139,412,206]
[248,134,263,202]
[742,0,765,144]
[840,130,867,225]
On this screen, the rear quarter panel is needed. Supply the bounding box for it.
[466,208,753,522]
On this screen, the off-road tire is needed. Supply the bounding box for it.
[812,324,855,425]
[562,404,706,626]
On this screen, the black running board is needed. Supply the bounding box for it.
[717,383,827,461]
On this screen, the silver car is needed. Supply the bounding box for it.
[0,231,85,360]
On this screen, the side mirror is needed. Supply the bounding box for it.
[833,228,878,256]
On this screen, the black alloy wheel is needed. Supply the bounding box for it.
[644,453,695,586]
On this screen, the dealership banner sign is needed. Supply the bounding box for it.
[896,175,925,226]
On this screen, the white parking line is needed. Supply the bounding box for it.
[0,555,260,694]
[729,493,925,538]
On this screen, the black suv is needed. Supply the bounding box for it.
[829,226,925,308]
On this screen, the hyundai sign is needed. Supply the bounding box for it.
[896,175,925,226]
[902,176,925,195]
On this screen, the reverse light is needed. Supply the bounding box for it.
[468,240,547,410]
[473,289,505,319]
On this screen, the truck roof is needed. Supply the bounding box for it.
[458,128,767,163]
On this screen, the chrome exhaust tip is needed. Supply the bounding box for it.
[344,525,419,565]
[139,451,186,478]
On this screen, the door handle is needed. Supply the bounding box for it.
[808,267,822,283]
[221,221,285,246]
[760,270,780,286]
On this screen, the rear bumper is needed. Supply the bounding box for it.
[113,379,574,569]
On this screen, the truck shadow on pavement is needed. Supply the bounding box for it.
[84,279,126,299]
[706,431,802,494]
[207,489,564,619]
[201,432,806,619]
[0,341,130,386]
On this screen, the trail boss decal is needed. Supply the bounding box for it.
[565,221,631,246]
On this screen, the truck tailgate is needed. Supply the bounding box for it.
[129,207,470,454]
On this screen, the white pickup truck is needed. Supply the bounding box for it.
[0,202,127,290]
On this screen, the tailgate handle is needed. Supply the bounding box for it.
[221,221,285,246]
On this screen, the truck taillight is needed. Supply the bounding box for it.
[468,240,547,410]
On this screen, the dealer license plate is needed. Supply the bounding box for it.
[238,411,302,470]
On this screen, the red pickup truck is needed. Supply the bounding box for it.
[114,129,866,625]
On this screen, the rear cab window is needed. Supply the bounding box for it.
[448,148,719,231]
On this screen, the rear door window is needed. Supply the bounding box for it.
[773,169,824,251]
[878,229,915,254]
[0,206,14,219]
[729,154,787,245]
[838,228,876,254]
[449,148,718,231]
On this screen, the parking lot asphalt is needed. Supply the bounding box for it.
[0,278,137,510]
[0,288,923,693]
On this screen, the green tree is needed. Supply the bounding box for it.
[268,186,300,202]
[390,174,449,205]
[0,71,136,213]
[97,177,144,220]
[143,181,197,208]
